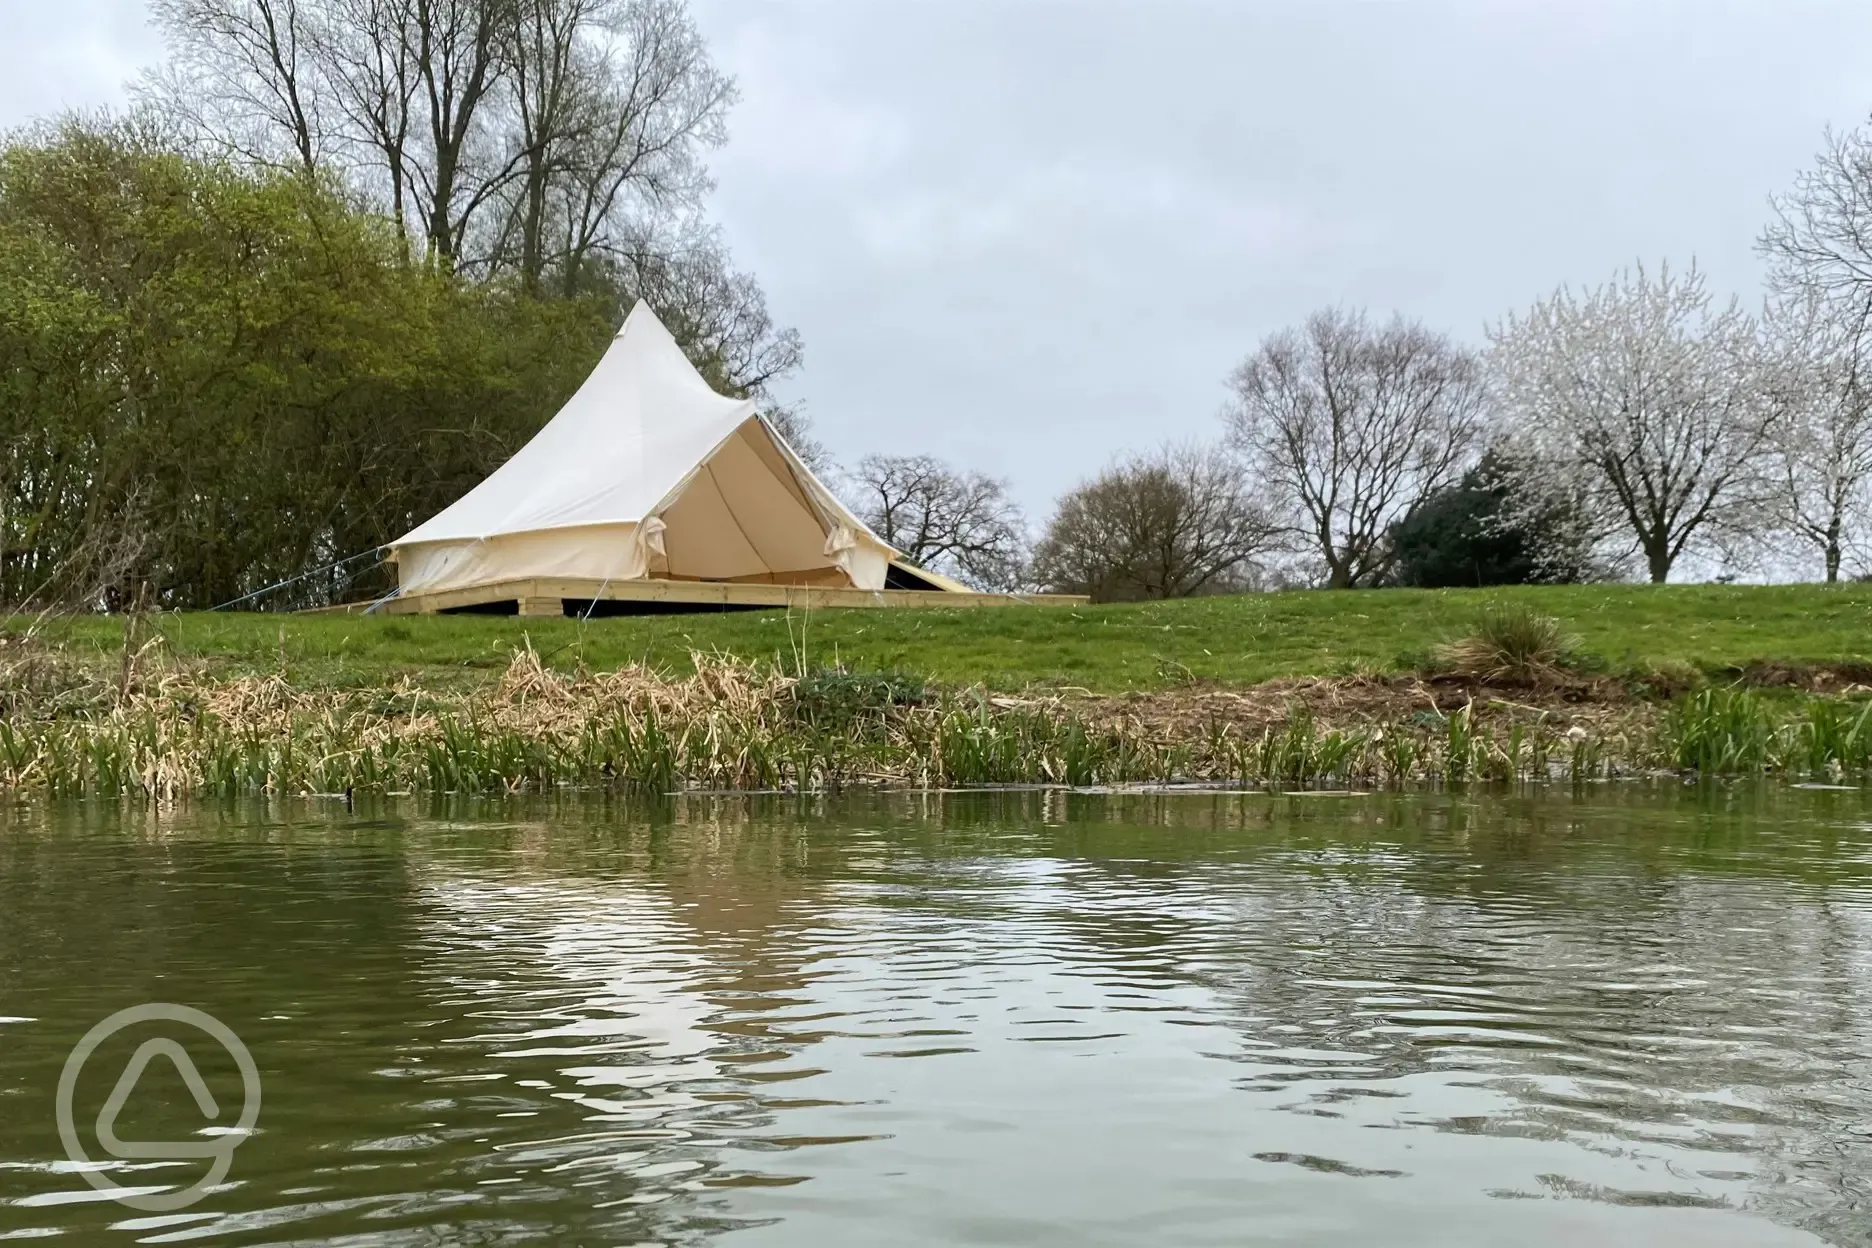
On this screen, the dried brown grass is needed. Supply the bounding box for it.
[0,632,1674,799]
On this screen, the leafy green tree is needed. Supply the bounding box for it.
[0,106,805,611]
[0,118,602,607]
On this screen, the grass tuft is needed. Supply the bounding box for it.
[1434,604,1581,685]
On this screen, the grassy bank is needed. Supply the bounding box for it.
[19,582,1872,694]
[2,642,1870,798]
[4,584,1872,798]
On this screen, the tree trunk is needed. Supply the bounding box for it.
[1644,538,1671,584]
[390,164,409,259]
[1827,520,1842,583]
[426,151,456,268]
[520,166,547,293]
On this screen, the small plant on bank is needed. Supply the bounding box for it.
[791,667,928,733]
[1793,697,1872,774]
[1666,687,1872,777]
[1668,688,1779,774]
[1433,603,1581,685]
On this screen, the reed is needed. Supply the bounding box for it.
[2,635,1869,798]
[1787,697,1872,776]
[1668,689,1778,773]
[1664,688,1872,778]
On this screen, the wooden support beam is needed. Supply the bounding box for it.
[303,576,1091,615]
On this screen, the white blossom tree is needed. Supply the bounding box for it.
[1759,119,1872,580]
[1761,289,1872,581]
[1488,262,1778,584]
[1223,308,1487,588]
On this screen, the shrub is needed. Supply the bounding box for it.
[1387,447,1595,587]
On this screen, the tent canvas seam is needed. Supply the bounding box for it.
[702,459,771,573]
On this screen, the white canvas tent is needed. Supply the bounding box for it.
[389,301,922,603]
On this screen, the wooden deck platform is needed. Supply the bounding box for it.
[307,576,1089,616]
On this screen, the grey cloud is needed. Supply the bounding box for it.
[695,0,1872,511]
[0,0,162,131]
[6,0,1872,514]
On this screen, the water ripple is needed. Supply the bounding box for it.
[1,791,1869,1245]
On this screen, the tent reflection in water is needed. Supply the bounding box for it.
[385,301,1032,615]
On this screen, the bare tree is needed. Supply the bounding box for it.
[523,0,732,294]
[146,0,328,173]
[612,227,799,393]
[145,0,511,264]
[140,0,794,403]
[1224,308,1486,588]
[850,455,1027,590]
[143,0,732,276]
[500,0,594,287]
[1762,123,1872,307]
[401,0,512,266]
[1032,444,1275,602]
[1488,261,1777,584]
[318,0,420,246]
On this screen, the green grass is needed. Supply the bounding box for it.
[18,583,1872,695]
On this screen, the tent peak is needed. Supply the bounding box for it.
[616,299,672,340]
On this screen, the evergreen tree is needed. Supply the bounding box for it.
[1388,450,1591,587]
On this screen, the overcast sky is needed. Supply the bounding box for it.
[5,0,1872,514]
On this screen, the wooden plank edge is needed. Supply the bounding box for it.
[297,578,1091,615]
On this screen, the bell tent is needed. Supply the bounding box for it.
[385,302,981,614]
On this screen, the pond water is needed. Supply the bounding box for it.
[2,787,1871,1246]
